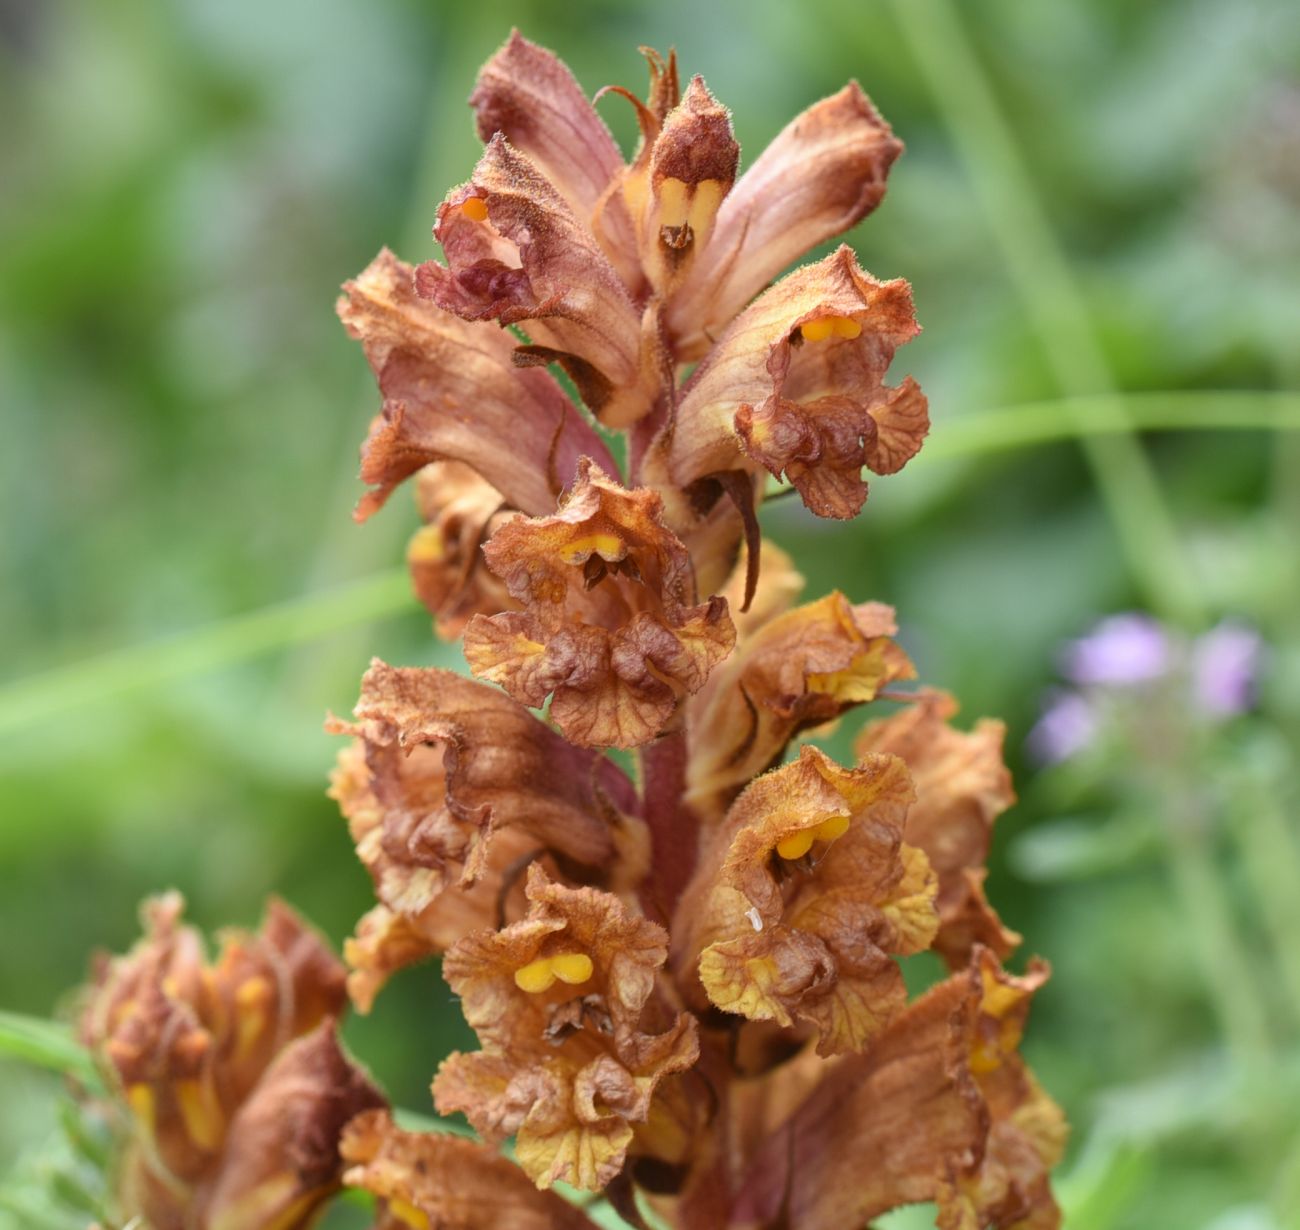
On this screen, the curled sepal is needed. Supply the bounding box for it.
[668,245,927,518]
[341,1108,599,1230]
[668,82,903,359]
[434,865,700,1191]
[200,1023,385,1230]
[338,249,613,519]
[463,459,736,749]
[857,689,1021,967]
[416,137,657,427]
[686,592,914,815]
[683,746,938,1055]
[327,662,638,1009]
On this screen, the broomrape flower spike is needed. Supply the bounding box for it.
[68,30,1064,1230]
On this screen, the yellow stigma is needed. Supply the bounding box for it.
[776,813,851,860]
[176,1076,224,1151]
[407,524,444,563]
[560,532,624,564]
[801,315,862,342]
[126,1083,156,1139]
[514,951,594,993]
[459,196,489,222]
[657,176,727,234]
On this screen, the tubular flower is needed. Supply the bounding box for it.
[676,746,938,1056]
[462,458,735,748]
[312,32,1061,1229]
[686,590,915,815]
[79,893,384,1230]
[433,865,699,1191]
[857,688,1022,966]
[327,660,641,1010]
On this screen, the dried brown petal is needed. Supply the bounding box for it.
[201,1023,385,1230]
[328,662,639,1008]
[407,462,517,639]
[682,746,936,1055]
[857,689,1021,966]
[463,459,735,748]
[417,138,658,427]
[470,32,623,228]
[434,866,699,1190]
[341,1108,599,1230]
[667,246,926,518]
[686,591,914,815]
[668,83,903,358]
[339,249,614,518]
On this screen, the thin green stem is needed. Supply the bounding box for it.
[888,0,1203,627]
[0,568,410,738]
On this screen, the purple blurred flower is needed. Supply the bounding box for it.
[1061,613,1171,686]
[1027,689,1097,765]
[1192,620,1261,717]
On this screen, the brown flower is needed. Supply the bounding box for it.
[328,660,641,1010]
[686,591,915,815]
[677,746,937,1055]
[80,894,382,1230]
[433,865,699,1191]
[405,461,519,640]
[857,689,1021,966]
[463,458,735,748]
[338,248,617,520]
[661,245,927,519]
[341,1109,600,1230]
[731,949,1063,1230]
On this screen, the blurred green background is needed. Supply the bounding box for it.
[2,0,1298,1226]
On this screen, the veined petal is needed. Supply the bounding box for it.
[200,1023,385,1230]
[407,462,518,641]
[856,689,1021,966]
[666,246,926,518]
[338,249,612,518]
[463,459,736,749]
[668,82,903,358]
[682,747,936,1055]
[470,32,624,226]
[341,1108,599,1230]
[417,137,658,427]
[686,591,914,814]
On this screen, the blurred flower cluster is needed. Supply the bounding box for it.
[70,32,1068,1230]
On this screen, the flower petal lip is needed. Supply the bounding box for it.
[338,248,615,519]
[342,1108,600,1230]
[666,245,926,519]
[463,459,736,749]
[416,136,655,427]
[470,31,624,226]
[685,591,914,815]
[667,80,904,359]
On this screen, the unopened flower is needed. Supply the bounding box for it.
[1192,619,1262,716]
[80,893,384,1230]
[1060,612,1170,686]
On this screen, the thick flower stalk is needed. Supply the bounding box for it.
[320,31,1064,1230]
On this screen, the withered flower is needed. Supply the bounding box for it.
[463,458,735,748]
[342,1109,600,1230]
[434,865,698,1191]
[328,660,641,1010]
[313,31,1063,1226]
[857,688,1022,966]
[677,746,937,1055]
[80,893,384,1230]
[686,591,915,814]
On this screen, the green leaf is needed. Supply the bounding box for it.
[0,1013,100,1089]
